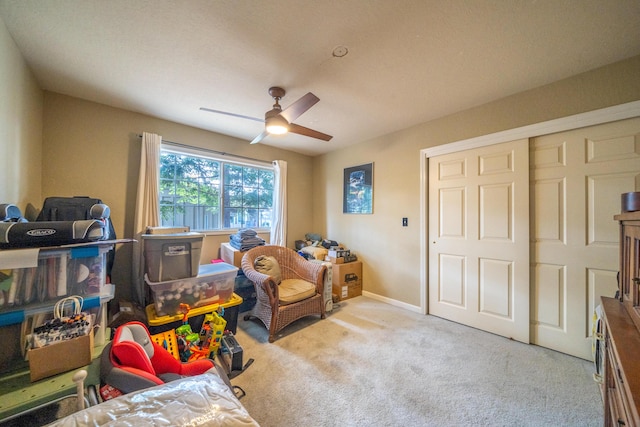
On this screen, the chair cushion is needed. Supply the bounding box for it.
[278,279,316,305]
[254,255,282,285]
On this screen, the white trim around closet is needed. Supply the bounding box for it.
[424,101,640,158]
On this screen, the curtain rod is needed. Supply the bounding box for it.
[137,134,274,166]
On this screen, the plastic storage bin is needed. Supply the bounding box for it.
[146,262,238,316]
[0,242,115,375]
[145,292,243,335]
[142,232,204,282]
[0,244,112,312]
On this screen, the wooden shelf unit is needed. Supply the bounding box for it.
[601,211,640,426]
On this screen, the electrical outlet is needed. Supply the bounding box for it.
[402,217,408,227]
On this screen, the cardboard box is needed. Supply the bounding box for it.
[327,256,344,264]
[220,242,244,268]
[332,261,362,285]
[28,331,93,382]
[332,279,362,301]
[328,249,350,258]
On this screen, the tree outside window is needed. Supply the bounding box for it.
[159,150,273,231]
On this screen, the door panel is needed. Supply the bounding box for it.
[439,254,465,306]
[429,139,530,343]
[531,117,640,359]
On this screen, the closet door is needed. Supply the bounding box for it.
[531,117,640,359]
[428,139,530,343]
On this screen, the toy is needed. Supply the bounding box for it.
[174,304,198,361]
[199,308,227,355]
[174,303,225,362]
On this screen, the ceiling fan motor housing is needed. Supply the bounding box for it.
[268,86,286,99]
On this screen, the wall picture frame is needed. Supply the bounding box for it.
[343,162,373,214]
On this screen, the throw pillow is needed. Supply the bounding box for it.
[254,255,282,285]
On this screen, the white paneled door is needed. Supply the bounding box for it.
[428,139,530,343]
[427,117,640,360]
[531,117,640,359]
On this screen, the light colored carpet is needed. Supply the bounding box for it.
[233,296,603,427]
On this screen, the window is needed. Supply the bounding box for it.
[159,147,274,231]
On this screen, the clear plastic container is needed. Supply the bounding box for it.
[145,263,238,316]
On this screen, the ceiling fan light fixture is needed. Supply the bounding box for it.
[202,86,332,145]
[265,115,289,135]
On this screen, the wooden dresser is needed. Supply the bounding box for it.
[602,211,640,426]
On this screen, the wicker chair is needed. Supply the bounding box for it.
[241,245,327,342]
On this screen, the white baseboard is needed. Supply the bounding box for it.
[361,290,423,314]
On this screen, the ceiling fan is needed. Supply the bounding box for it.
[200,87,333,145]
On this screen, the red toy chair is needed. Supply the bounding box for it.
[100,321,229,397]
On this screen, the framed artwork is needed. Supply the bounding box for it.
[343,163,373,214]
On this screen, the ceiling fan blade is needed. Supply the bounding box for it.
[199,107,264,123]
[279,92,320,123]
[250,130,269,145]
[288,123,333,141]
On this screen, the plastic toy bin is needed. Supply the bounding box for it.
[145,262,238,317]
[145,292,243,336]
[142,232,204,282]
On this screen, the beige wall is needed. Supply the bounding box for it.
[0,17,43,366]
[41,93,315,301]
[0,17,42,210]
[314,55,640,308]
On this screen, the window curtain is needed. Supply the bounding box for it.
[131,132,162,306]
[270,160,287,246]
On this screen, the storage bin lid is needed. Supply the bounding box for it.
[197,262,238,276]
[144,261,238,286]
[141,231,204,240]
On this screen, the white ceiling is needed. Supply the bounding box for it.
[1,0,639,156]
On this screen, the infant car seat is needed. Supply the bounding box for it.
[100,321,227,396]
